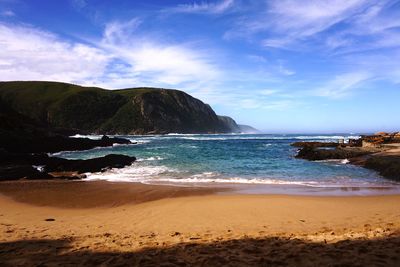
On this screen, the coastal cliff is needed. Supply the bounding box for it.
[0,81,241,134]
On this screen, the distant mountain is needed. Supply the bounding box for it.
[238,124,260,134]
[0,81,244,134]
[217,115,240,133]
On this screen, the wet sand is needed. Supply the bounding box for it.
[1,180,400,266]
[0,180,220,208]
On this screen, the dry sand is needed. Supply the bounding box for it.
[1,181,400,266]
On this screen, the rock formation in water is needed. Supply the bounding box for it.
[294,134,400,181]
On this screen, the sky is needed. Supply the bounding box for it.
[0,0,399,133]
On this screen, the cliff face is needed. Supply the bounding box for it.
[217,116,240,133]
[0,81,239,134]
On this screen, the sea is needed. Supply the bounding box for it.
[53,133,400,195]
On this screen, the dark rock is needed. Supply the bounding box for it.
[364,155,400,181]
[0,164,52,181]
[294,141,400,182]
[295,147,372,161]
[0,149,136,181]
[291,142,339,148]
[43,154,136,174]
[0,134,132,154]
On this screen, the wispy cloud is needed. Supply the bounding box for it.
[238,98,299,110]
[70,0,87,10]
[227,0,400,53]
[264,0,368,37]
[315,72,371,98]
[259,89,280,96]
[165,0,234,15]
[1,10,15,17]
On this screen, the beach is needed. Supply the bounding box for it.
[1,181,400,266]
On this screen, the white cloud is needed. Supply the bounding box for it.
[166,0,234,15]
[0,23,110,83]
[315,72,371,98]
[103,18,142,44]
[96,19,221,88]
[0,18,222,91]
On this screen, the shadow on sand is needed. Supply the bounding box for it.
[1,235,400,266]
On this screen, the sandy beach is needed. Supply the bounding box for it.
[0,181,399,266]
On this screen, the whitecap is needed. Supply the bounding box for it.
[136,156,164,162]
[84,164,179,182]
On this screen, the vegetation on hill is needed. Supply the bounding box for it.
[0,81,240,134]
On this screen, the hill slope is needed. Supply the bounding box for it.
[0,81,239,134]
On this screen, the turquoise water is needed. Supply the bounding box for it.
[53,134,400,192]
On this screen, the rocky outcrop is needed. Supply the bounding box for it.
[359,132,400,147]
[0,90,138,181]
[0,81,243,134]
[364,155,400,181]
[295,146,372,161]
[1,134,132,154]
[42,154,136,174]
[294,137,400,181]
[0,96,133,153]
[0,150,136,181]
[291,142,339,148]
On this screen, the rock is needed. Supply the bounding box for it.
[0,150,136,180]
[294,140,400,182]
[0,164,52,181]
[43,154,136,174]
[295,147,372,161]
[1,135,132,154]
[291,142,339,148]
[365,155,400,181]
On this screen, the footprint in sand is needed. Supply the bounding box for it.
[170,232,181,237]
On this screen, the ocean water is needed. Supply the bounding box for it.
[54,134,400,194]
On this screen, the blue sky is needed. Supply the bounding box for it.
[0,0,399,133]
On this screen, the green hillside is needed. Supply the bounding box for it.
[0,81,239,134]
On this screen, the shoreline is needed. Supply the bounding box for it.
[1,181,400,266]
[0,180,222,208]
[1,179,400,209]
